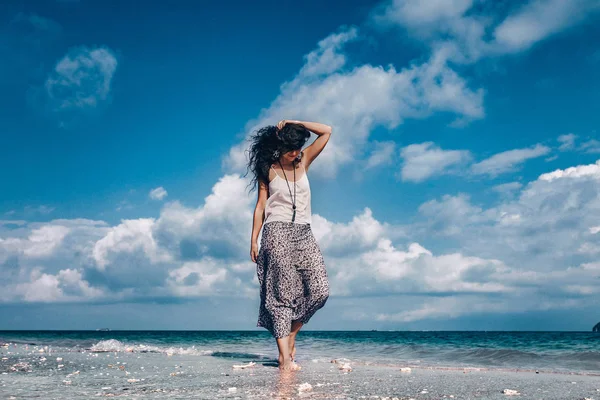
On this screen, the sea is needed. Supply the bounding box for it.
[2,330,600,399]
[2,330,599,371]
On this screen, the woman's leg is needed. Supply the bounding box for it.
[288,320,303,360]
[276,335,300,370]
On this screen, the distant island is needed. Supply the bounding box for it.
[593,322,600,332]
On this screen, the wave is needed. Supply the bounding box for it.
[88,339,213,356]
[87,339,268,360]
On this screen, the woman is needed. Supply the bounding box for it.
[247,119,332,371]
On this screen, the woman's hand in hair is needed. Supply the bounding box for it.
[277,120,288,130]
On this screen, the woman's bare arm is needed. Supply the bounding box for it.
[278,120,332,170]
[250,180,269,262]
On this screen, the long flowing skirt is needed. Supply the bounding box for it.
[256,221,329,338]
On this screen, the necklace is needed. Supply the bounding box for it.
[277,160,297,222]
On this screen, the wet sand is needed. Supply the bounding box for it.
[2,342,600,399]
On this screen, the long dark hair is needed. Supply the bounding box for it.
[245,123,311,191]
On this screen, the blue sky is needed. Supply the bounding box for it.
[1,0,600,330]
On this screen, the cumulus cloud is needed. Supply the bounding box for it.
[0,176,256,303]
[224,27,484,178]
[399,142,471,182]
[45,46,117,112]
[8,268,103,303]
[419,159,600,272]
[2,158,600,323]
[92,218,172,270]
[471,144,550,177]
[538,159,600,181]
[0,219,109,303]
[149,187,168,201]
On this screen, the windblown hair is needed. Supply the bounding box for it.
[245,123,311,192]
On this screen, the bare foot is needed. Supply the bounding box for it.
[290,344,296,361]
[278,356,301,371]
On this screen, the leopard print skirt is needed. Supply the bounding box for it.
[256,221,329,339]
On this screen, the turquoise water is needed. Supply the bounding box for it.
[2,330,600,372]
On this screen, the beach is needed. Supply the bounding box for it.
[2,331,600,399]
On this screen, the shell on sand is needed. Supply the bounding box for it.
[232,362,256,369]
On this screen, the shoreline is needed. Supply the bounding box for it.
[3,343,600,399]
[3,340,600,377]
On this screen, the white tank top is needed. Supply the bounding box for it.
[264,162,312,225]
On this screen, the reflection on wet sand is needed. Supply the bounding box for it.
[275,369,298,399]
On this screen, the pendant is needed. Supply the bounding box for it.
[292,209,296,223]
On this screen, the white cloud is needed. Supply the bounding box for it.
[471,144,550,177]
[493,0,600,53]
[92,218,172,270]
[312,208,398,257]
[13,271,62,302]
[25,225,71,257]
[492,181,523,195]
[2,158,600,324]
[298,28,358,78]
[375,296,501,322]
[580,139,600,153]
[375,0,488,63]
[6,268,103,303]
[166,259,232,297]
[365,141,396,169]
[311,210,511,300]
[419,159,600,273]
[45,46,117,111]
[376,0,600,64]
[418,193,493,236]
[0,220,27,226]
[149,186,168,201]
[539,159,600,181]
[381,0,474,26]
[0,224,71,261]
[224,28,484,178]
[373,294,580,323]
[0,176,255,304]
[399,142,471,182]
[331,176,600,319]
[558,133,577,151]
